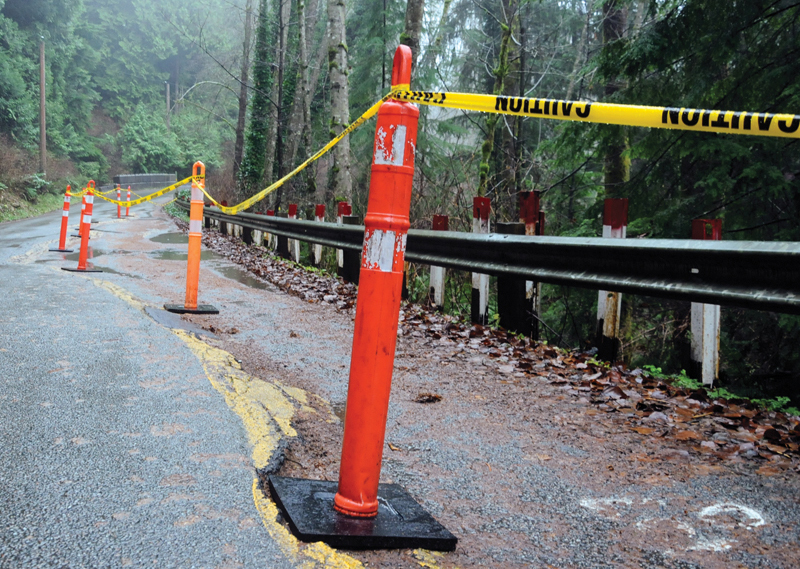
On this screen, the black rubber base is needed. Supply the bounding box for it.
[49,248,74,253]
[268,476,457,551]
[164,303,219,315]
[69,234,86,238]
[61,267,103,273]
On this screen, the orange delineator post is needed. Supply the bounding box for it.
[164,162,218,315]
[126,186,131,216]
[63,182,102,273]
[72,192,86,238]
[333,46,420,518]
[50,186,73,252]
[116,184,121,218]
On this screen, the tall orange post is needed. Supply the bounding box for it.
[126,186,131,216]
[333,46,420,518]
[116,184,121,218]
[164,162,218,314]
[268,46,456,552]
[50,186,73,252]
[63,183,102,273]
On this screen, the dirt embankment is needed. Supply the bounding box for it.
[176,216,800,569]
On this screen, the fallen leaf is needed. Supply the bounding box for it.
[388,443,401,451]
[631,427,654,435]
[675,430,701,441]
[414,392,442,404]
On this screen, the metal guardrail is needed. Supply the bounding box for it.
[180,202,800,314]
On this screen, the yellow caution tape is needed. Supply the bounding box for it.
[201,93,393,215]
[92,176,194,206]
[392,89,800,139]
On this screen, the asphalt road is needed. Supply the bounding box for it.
[0,198,297,568]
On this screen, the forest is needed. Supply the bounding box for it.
[1,0,799,403]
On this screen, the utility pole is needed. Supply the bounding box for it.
[39,38,46,175]
[165,81,171,131]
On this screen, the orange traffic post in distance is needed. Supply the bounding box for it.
[71,192,86,238]
[267,46,457,552]
[116,184,121,218]
[50,185,74,252]
[126,186,131,216]
[164,162,218,315]
[62,183,102,273]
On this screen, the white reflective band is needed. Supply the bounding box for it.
[62,210,69,217]
[189,220,202,233]
[191,187,204,201]
[64,197,71,203]
[86,196,94,204]
[84,214,92,224]
[364,229,396,272]
[374,125,407,166]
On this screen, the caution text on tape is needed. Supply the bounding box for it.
[392,90,800,139]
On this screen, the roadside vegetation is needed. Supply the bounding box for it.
[3,0,799,407]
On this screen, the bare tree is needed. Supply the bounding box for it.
[233,0,255,186]
[327,0,351,200]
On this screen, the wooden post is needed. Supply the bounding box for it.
[429,215,448,309]
[313,204,325,266]
[690,219,722,386]
[520,191,543,339]
[288,204,301,262]
[596,198,628,362]
[496,222,532,335]
[336,201,351,273]
[340,215,361,284]
[471,197,491,325]
[39,39,46,175]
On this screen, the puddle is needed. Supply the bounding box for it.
[216,266,269,290]
[332,402,346,423]
[90,266,142,279]
[144,307,215,337]
[65,250,106,261]
[151,250,223,261]
[150,232,188,244]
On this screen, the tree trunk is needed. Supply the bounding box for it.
[400,0,425,74]
[602,0,629,194]
[327,0,351,201]
[477,15,513,198]
[233,0,254,188]
[566,1,590,101]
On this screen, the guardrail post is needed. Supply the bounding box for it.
[204,205,211,230]
[62,184,102,273]
[596,198,628,362]
[276,211,290,258]
[496,222,532,335]
[471,197,491,325]
[313,204,325,266]
[165,162,218,314]
[690,219,722,386]
[266,209,275,249]
[340,215,361,283]
[333,45,420,519]
[429,215,448,309]
[520,191,543,339]
[288,204,301,262]
[50,185,73,252]
[336,201,351,272]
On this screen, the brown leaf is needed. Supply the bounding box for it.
[757,464,786,476]
[631,427,654,435]
[675,430,701,441]
[414,392,442,404]
[388,443,401,452]
[603,386,628,400]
